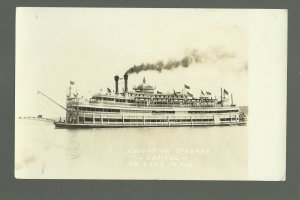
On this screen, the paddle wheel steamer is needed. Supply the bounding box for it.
[50,74,247,128]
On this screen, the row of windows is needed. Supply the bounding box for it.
[73,106,120,113]
[121,110,152,113]
[72,106,174,114]
[188,110,238,114]
[93,97,135,103]
[130,93,185,99]
[71,106,238,114]
[171,119,214,122]
[221,118,237,121]
[93,96,215,104]
[137,100,215,104]
[152,111,175,114]
[115,99,126,103]
[79,117,215,123]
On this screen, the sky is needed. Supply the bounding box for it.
[16,8,248,118]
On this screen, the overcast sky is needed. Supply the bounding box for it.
[16,8,248,117]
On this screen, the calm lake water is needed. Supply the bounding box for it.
[15,119,248,180]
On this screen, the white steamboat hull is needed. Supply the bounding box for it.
[55,113,246,128]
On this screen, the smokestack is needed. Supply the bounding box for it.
[114,75,119,94]
[124,73,128,92]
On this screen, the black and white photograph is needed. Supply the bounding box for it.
[15,8,286,180]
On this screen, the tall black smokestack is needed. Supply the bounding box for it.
[114,75,119,94]
[124,73,128,92]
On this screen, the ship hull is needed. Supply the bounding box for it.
[54,120,246,129]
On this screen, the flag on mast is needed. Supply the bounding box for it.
[107,88,112,93]
[206,91,211,95]
[184,84,190,89]
[173,90,178,97]
[70,81,75,85]
[187,91,193,97]
[201,90,205,95]
[224,89,229,95]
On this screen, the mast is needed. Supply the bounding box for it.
[221,87,223,106]
[231,93,233,105]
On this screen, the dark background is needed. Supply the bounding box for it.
[0,0,299,199]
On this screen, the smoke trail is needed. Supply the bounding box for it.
[125,47,236,75]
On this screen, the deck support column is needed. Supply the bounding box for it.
[83,113,85,124]
[100,113,103,125]
[122,115,124,126]
[92,113,95,125]
[143,115,145,126]
[167,116,170,126]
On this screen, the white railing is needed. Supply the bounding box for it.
[69,101,234,110]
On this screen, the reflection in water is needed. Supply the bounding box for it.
[15,119,248,180]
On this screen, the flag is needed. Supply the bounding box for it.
[184,84,190,89]
[107,88,111,93]
[206,91,211,95]
[224,89,229,95]
[173,90,178,97]
[201,90,205,95]
[70,81,75,85]
[187,92,193,97]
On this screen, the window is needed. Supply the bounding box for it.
[85,117,93,122]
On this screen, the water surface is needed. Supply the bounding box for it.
[15,119,248,180]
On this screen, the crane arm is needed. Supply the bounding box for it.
[37,90,69,112]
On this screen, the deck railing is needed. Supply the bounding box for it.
[68,100,232,109]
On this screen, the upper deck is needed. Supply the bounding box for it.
[66,91,235,111]
[66,75,235,110]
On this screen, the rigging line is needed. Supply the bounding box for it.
[37,90,68,112]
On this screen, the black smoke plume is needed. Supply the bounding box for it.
[125,48,236,75]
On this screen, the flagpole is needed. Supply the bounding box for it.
[221,87,223,104]
[231,93,233,105]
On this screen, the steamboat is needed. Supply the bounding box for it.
[47,74,246,128]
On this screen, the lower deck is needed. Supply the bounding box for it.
[57,112,246,128]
